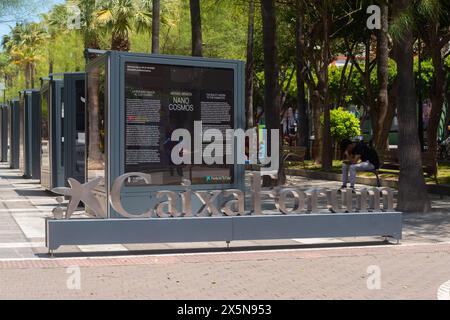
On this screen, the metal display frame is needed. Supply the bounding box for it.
[18,93,26,176]
[0,105,8,162]
[20,89,41,179]
[85,51,246,218]
[45,50,403,253]
[63,72,86,185]
[40,76,64,189]
[8,99,20,169]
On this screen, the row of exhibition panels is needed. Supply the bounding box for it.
[1,72,86,190]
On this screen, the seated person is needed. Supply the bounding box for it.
[340,139,380,190]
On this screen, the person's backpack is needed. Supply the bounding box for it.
[365,144,380,170]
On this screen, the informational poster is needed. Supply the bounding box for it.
[124,62,235,186]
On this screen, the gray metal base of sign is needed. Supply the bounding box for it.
[46,212,402,252]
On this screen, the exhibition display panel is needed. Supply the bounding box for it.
[85,51,245,218]
[40,76,64,190]
[0,104,8,162]
[18,93,26,175]
[63,72,86,185]
[8,99,20,169]
[19,90,41,179]
[46,50,402,253]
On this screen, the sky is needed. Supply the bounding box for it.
[0,0,65,41]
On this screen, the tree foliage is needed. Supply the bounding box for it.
[321,107,361,142]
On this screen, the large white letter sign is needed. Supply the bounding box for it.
[110,173,154,218]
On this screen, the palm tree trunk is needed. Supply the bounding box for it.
[190,0,203,57]
[245,0,255,128]
[24,65,30,89]
[30,63,35,88]
[87,68,103,169]
[49,46,54,75]
[295,0,308,152]
[261,0,284,185]
[152,0,160,54]
[111,30,130,52]
[394,0,431,213]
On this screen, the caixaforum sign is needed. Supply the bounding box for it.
[52,171,395,220]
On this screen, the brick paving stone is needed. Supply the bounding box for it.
[0,243,449,299]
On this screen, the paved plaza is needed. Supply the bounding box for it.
[0,163,449,299]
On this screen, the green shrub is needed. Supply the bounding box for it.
[322,108,361,142]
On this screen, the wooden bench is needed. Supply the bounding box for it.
[371,150,438,187]
[282,146,307,166]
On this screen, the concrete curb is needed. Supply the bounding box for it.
[285,169,450,196]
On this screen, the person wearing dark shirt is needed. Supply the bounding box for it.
[340,139,380,189]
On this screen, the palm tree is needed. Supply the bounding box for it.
[76,0,101,51]
[3,23,46,88]
[190,0,203,57]
[74,0,104,170]
[42,4,69,74]
[96,0,152,51]
[392,0,431,213]
[152,0,161,53]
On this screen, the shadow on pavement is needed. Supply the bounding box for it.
[15,189,55,198]
[403,211,450,241]
[38,240,395,259]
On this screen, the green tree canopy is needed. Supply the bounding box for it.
[322,107,361,142]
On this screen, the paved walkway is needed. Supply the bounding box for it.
[0,243,449,299]
[0,162,450,299]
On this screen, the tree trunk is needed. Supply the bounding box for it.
[261,0,284,185]
[87,67,104,169]
[311,89,322,163]
[111,30,130,52]
[190,0,203,57]
[426,48,447,158]
[31,63,35,88]
[49,52,54,75]
[152,0,160,54]
[394,0,431,213]
[446,91,450,139]
[245,0,255,129]
[86,31,104,168]
[377,77,398,160]
[321,3,332,170]
[24,64,30,89]
[295,2,309,151]
[373,1,389,155]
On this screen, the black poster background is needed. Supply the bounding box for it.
[124,62,235,186]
